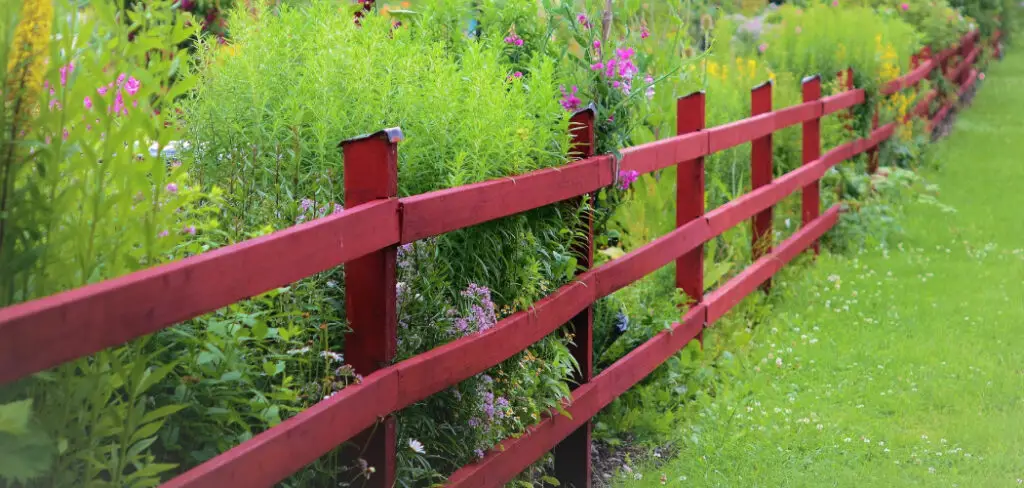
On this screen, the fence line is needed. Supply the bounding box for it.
[0,29,997,488]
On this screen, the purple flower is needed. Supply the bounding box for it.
[559,85,581,112]
[593,39,601,50]
[299,198,315,212]
[641,26,650,39]
[468,417,481,428]
[644,74,655,100]
[183,225,197,235]
[577,13,591,29]
[166,182,178,194]
[158,230,170,238]
[83,96,93,110]
[332,203,344,214]
[475,449,486,459]
[97,85,109,96]
[112,90,126,115]
[125,77,141,96]
[512,71,523,78]
[617,170,639,191]
[116,73,126,87]
[481,374,494,384]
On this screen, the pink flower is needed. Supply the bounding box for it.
[559,85,581,112]
[593,39,601,50]
[62,128,69,141]
[504,33,523,46]
[158,230,170,238]
[83,96,93,110]
[117,73,126,86]
[112,91,126,115]
[644,74,655,100]
[590,62,604,71]
[59,62,74,86]
[795,26,803,34]
[641,26,650,39]
[512,71,523,78]
[166,182,178,194]
[900,2,909,10]
[125,77,141,95]
[831,0,839,5]
[758,43,769,53]
[979,72,986,80]
[97,85,109,96]
[617,170,639,190]
[577,13,591,29]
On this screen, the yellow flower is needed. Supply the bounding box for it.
[747,59,757,77]
[707,61,720,78]
[6,0,52,116]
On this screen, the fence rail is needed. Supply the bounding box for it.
[0,28,997,488]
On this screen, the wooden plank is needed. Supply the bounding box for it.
[821,141,855,169]
[774,100,823,129]
[400,155,615,243]
[163,369,400,488]
[617,131,708,176]
[596,218,711,298]
[958,70,978,97]
[750,82,774,283]
[801,76,822,255]
[706,205,840,322]
[0,198,399,385]
[446,306,706,488]
[676,92,707,308]
[931,103,952,129]
[705,156,826,237]
[553,107,597,488]
[821,89,866,116]
[903,59,935,89]
[397,277,594,406]
[341,128,401,487]
[707,111,777,152]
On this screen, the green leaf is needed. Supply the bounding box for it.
[0,431,52,483]
[0,399,33,435]
[129,421,165,445]
[141,404,187,425]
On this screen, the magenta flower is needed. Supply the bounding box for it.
[97,85,109,96]
[112,91,126,115]
[116,73,126,86]
[125,77,141,95]
[512,71,523,78]
[577,13,591,29]
[617,170,640,191]
[559,85,581,112]
[83,96,93,110]
[166,182,178,194]
[593,39,601,50]
[641,26,650,39]
[503,33,523,46]
[758,42,769,53]
[59,62,74,86]
[590,61,604,71]
[900,2,909,10]
[831,0,839,5]
[158,230,170,238]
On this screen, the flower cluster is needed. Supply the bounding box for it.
[590,47,641,95]
[451,283,498,335]
[503,26,523,46]
[559,85,581,112]
[295,198,344,224]
[618,169,639,191]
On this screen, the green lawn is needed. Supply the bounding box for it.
[618,48,1024,487]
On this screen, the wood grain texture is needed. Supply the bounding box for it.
[0,199,399,385]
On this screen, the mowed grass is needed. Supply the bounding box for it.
[618,49,1024,487]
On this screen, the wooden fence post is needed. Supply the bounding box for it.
[750,81,773,284]
[676,92,706,335]
[553,106,596,488]
[340,127,402,488]
[801,75,822,255]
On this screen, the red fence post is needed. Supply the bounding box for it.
[553,106,596,488]
[750,81,773,285]
[801,76,822,255]
[340,128,402,488]
[676,92,706,334]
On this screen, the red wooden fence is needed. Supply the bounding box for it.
[0,29,996,488]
